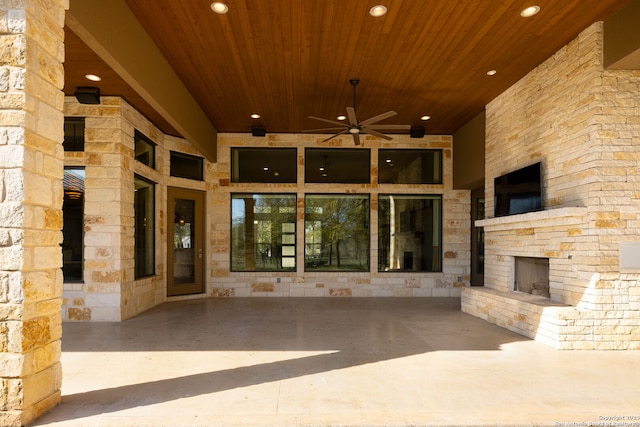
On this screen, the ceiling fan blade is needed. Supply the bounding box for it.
[360,110,397,126]
[309,116,347,127]
[366,124,412,130]
[302,127,347,133]
[352,132,360,146]
[323,129,349,142]
[346,107,358,126]
[361,128,393,140]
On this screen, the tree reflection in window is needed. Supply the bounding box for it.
[378,195,442,272]
[305,194,370,271]
[231,194,296,271]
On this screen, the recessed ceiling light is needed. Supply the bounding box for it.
[85,74,101,82]
[421,115,431,121]
[263,166,269,171]
[520,6,540,18]
[211,2,229,14]
[337,115,346,121]
[385,158,392,163]
[487,69,497,76]
[250,113,260,119]
[370,5,387,17]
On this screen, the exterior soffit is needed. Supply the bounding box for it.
[66,0,218,162]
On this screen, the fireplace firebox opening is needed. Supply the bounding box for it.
[514,257,550,298]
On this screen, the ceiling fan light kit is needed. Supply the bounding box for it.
[307,79,411,145]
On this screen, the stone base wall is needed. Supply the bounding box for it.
[61,100,469,319]
[63,98,209,321]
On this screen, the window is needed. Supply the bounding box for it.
[305,148,370,183]
[305,194,369,271]
[170,151,204,181]
[231,148,297,183]
[134,175,156,278]
[378,149,442,184]
[62,168,85,281]
[231,194,296,271]
[378,195,442,272]
[134,130,156,168]
[63,117,85,151]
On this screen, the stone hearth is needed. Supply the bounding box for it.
[461,208,593,350]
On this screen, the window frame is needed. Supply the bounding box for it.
[134,174,156,279]
[304,148,371,184]
[63,117,85,152]
[231,147,298,183]
[170,150,204,181]
[377,194,443,273]
[378,149,443,184]
[134,130,157,169]
[230,193,298,272]
[62,167,85,282]
[304,193,370,272]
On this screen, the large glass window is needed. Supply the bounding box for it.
[63,117,85,152]
[62,168,85,281]
[170,151,204,181]
[305,148,370,183]
[231,148,297,183]
[134,130,156,168]
[378,195,442,272]
[231,194,296,271]
[134,175,156,278]
[304,194,369,271]
[378,149,442,184]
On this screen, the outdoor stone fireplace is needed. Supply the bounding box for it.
[461,208,590,349]
[462,23,640,350]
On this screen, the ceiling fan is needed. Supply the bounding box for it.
[306,78,411,145]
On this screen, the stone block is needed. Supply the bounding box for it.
[329,288,352,297]
[251,282,274,293]
[67,307,90,321]
[21,316,51,352]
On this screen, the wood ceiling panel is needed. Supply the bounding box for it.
[64,0,632,137]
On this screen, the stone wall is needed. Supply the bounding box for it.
[0,1,67,425]
[63,97,210,321]
[462,23,640,350]
[62,99,468,312]
[208,133,469,297]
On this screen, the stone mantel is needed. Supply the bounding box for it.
[476,207,588,231]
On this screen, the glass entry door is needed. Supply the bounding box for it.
[167,187,205,296]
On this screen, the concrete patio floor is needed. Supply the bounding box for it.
[34,298,640,427]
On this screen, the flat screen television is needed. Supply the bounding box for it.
[494,162,543,217]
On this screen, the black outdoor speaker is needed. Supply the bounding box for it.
[410,126,425,138]
[74,87,101,104]
[252,126,266,137]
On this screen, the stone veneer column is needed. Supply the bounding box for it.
[0,1,67,425]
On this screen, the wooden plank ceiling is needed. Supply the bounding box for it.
[63,0,632,137]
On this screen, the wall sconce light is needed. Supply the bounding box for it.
[252,126,266,137]
[74,86,101,104]
[410,126,425,138]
